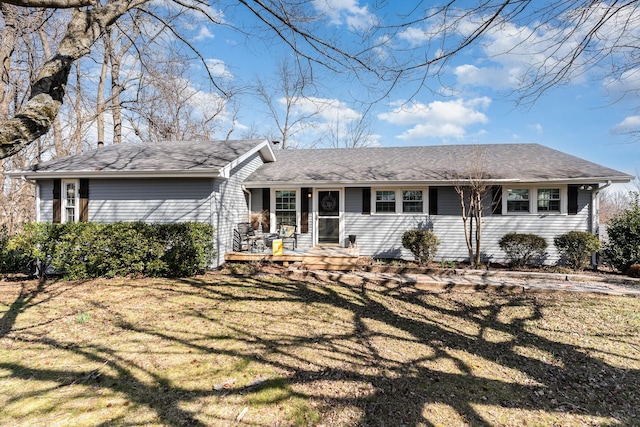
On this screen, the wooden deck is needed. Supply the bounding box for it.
[224,246,360,271]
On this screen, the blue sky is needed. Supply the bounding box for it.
[161,0,640,180]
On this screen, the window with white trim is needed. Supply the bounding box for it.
[506,188,530,213]
[537,188,561,212]
[504,186,566,214]
[275,190,296,225]
[375,190,396,213]
[62,179,79,223]
[402,190,423,213]
[373,189,427,214]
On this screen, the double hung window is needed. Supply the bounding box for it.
[62,179,79,223]
[375,190,396,213]
[373,189,426,214]
[275,190,297,225]
[505,187,564,214]
[537,188,561,212]
[506,188,530,213]
[402,190,423,213]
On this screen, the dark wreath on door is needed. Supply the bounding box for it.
[317,190,340,244]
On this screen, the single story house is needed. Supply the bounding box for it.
[7,139,633,266]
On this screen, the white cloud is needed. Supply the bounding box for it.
[193,26,214,41]
[612,115,640,134]
[205,59,233,79]
[378,97,491,140]
[528,123,543,134]
[604,68,640,98]
[312,0,378,30]
[398,27,429,47]
[285,96,362,122]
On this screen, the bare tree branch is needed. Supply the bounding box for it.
[0,0,145,159]
[1,0,93,9]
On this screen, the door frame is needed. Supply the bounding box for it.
[314,188,343,246]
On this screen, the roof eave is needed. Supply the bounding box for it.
[5,169,223,180]
[243,175,634,188]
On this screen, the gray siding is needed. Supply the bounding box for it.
[343,186,593,264]
[89,178,213,223]
[36,150,267,268]
[214,152,266,265]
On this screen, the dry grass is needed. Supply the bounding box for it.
[1,268,639,426]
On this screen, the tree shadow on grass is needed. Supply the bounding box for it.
[1,272,639,426]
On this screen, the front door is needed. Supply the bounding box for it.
[317,190,340,245]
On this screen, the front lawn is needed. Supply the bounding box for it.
[1,269,639,426]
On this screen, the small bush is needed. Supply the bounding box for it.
[626,264,640,278]
[498,233,548,267]
[602,200,640,273]
[401,229,440,265]
[553,231,600,270]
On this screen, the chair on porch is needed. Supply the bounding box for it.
[277,223,298,250]
[233,222,254,251]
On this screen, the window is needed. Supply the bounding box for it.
[503,186,567,214]
[275,190,296,225]
[402,190,423,213]
[62,179,79,223]
[537,188,560,212]
[375,190,396,213]
[506,188,530,213]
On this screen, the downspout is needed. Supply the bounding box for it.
[592,180,612,234]
[591,180,612,269]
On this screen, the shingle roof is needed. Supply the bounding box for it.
[245,143,632,185]
[15,139,269,176]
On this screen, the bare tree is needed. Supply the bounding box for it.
[255,59,320,149]
[599,188,632,224]
[326,113,376,148]
[2,0,640,158]
[451,147,493,268]
[126,53,231,142]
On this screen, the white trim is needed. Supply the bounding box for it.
[314,189,343,246]
[35,183,41,222]
[61,179,80,223]
[371,187,428,215]
[271,189,299,233]
[502,185,568,215]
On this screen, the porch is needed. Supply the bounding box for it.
[224,246,360,271]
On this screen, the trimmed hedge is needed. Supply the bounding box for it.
[7,222,215,279]
[401,229,440,265]
[498,233,547,267]
[553,231,600,270]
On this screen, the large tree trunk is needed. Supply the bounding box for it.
[0,0,143,159]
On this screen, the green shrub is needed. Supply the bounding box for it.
[553,231,600,270]
[156,223,215,277]
[602,200,640,273]
[8,222,64,278]
[401,229,440,265]
[7,222,215,279]
[498,233,548,267]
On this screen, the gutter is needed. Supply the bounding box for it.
[5,169,223,180]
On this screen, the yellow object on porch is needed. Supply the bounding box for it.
[272,239,283,256]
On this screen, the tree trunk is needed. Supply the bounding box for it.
[0,1,143,159]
